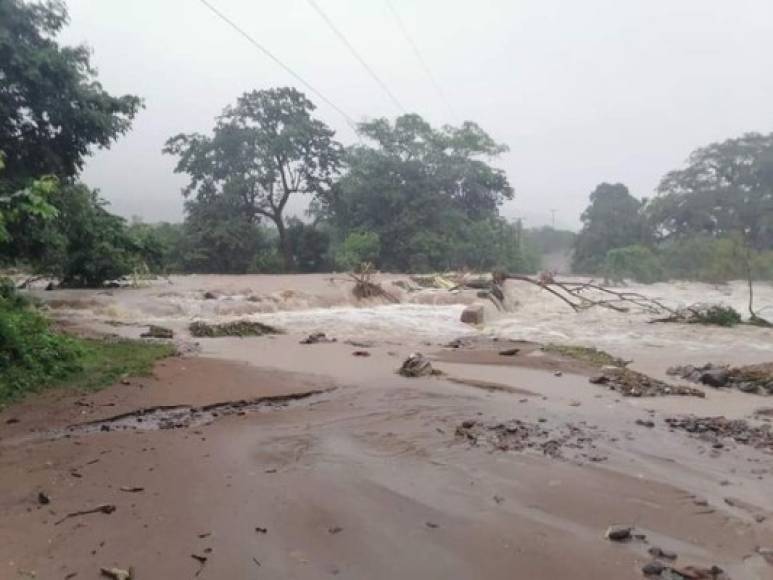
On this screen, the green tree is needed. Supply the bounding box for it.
[650,133,773,319]
[324,114,514,271]
[572,183,648,274]
[0,0,142,188]
[164,87,343,271]
[179,193,266,274]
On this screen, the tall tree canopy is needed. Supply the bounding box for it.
[0,0,142,187]
[164,87,343,270]
[571,183,648,274]
[323,114,514,271]
[649,132,773,250]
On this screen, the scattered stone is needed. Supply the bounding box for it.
[119,486,144,493]
[255,527,267,534]
[398,353,439,378]
[665,415,773,452]
[37,491,50,505]
[604,525,632,541]
[460,304,485,325]
[553,371,563,377]
[300,332,337,344]
[5,417,19,424]
[589,368,704,398]
[202,291,217,300]
[328,526,343,534]
[140,325,174,339]
[425,521,439,529]
[493,495,505,504]
[456,418,597,459]
[498,348,520,356]
[352,350,371,357]
[636,419,655,428]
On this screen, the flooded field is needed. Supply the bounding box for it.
[3,274,772,579]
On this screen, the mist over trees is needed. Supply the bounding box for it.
[2,0,771,288]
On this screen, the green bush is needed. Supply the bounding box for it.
[0,279,82,403]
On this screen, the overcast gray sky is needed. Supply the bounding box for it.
[60,0,773,230]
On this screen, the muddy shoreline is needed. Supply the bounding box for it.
[2,276,773,579]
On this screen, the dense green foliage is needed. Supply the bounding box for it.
[0,0,141,187]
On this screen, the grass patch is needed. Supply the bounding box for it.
[1,336,175,408]
[189,320,281,337]
[1,279,175,408]
[543,344,628,368]
[60,338,175,392]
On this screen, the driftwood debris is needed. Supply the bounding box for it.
[54,503,116,525]
[348,264,399,303]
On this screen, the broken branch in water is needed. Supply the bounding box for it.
[492,273,679,316]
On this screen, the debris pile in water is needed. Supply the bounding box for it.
[589,368,705,398]
[189,320,281,337]
[665,415,773,451]
[455,419,603,460]
[668,362,773,395]
[398,353,440,377]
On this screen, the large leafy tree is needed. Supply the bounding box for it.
[649,133,773,250]
[0,0,142,187]
[571,183,649,274]
[164,87,343,271]
[324,114,514,271]
[648,133,773,319]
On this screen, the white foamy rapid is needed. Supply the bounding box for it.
[32,274,773,369]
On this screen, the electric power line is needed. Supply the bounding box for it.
[306,0,406,114]
[384,0,455,119]
[196,0,357,128]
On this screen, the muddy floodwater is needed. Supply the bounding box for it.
[2,274,773,579]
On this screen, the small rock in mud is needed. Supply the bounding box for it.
[300,332,337,344]
[642,561,667,576]
[649,546,678,561]
[604,525,632,541]
[636,419,655,428]
[498,348,520,356]
[5,417,19,424]
[553,371,563,377]
[255,526,267,534]
[328,526,343,534]
[37,491,50,505]
[425,521,439,529]
[398,353,439,378]
[665,415,773,451]
[140,325,174,339]
[352,350,371,357]
[100,567,133,580]
[202,291,217,300]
